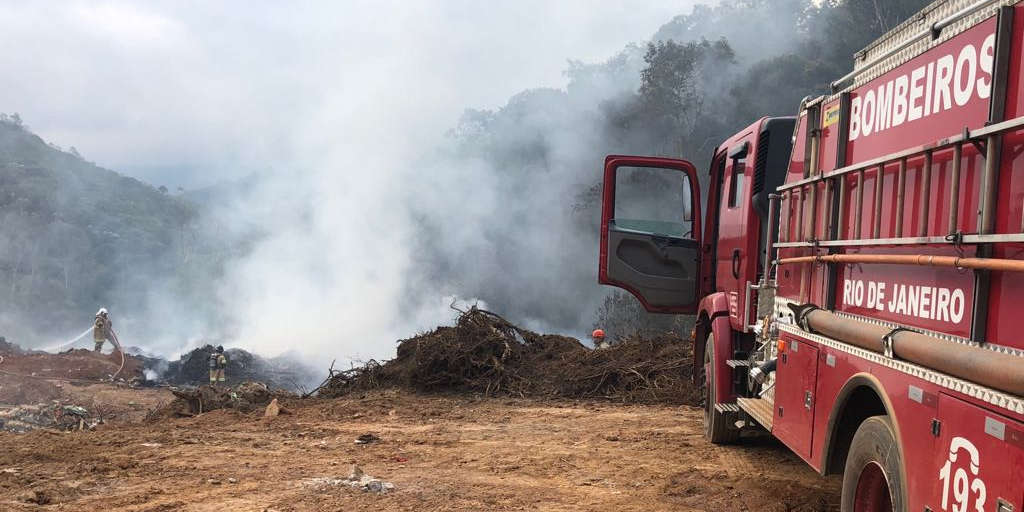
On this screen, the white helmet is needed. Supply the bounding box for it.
[96,308,108,317]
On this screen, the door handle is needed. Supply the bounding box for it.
[732,249,741,278]
[652,235,672,259]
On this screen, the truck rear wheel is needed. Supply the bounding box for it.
[702,332,738,444]
[841,416,904,512]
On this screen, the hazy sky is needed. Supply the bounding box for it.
[1,0,704,188]
[2,0,718,364]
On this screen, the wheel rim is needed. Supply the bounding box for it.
[853,462,892,512]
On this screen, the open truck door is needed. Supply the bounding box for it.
[599,155,702,314]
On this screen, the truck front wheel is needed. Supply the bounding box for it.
[841,416,904,512]
[702,332,738,444]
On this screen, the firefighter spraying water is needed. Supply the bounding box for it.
[92,308,113,353]
[90,307,127,379]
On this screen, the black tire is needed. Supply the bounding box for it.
[702,332,739,444]
[841,416,905,512]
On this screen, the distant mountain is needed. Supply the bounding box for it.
[0,115,197,345]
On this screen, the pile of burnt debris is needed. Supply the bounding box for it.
[150,381,293,418]
[0,402,99,432]
[159,345,316,392]
[314,308,697,405]
[0,336,314,392]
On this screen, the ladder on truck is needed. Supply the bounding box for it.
[773,0,1024,339]
[734,0,1024,429]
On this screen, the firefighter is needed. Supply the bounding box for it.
[209,346,227,385]
[93,308,112,353]
[592,328,608,349]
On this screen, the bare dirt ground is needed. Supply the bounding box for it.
[0,350,167,432]
[0,385,840,511]
[0,349,144,383]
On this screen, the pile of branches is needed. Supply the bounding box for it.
[558,333,698,404]
[314,307,696,404]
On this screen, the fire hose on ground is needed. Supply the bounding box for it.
[108,328,126,380]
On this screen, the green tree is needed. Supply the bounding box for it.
[639,39,735,147]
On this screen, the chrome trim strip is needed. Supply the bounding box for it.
[962,233,1024,243]
[773,241,813,248]
[822,0,1018,104]
[831,0,1000,90]
[742,281,754,333]
[815,236,950,247]
[778,323,1024,414]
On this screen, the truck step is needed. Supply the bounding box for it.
[725,359,750,368]
[737,397,774,430]
[713,403,740,414]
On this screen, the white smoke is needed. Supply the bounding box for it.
[0,1,709,364]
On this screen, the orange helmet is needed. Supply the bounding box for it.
[591,329,605,339]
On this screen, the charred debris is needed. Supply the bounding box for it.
[159,345,315,392]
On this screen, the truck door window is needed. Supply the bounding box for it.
[728,157,746,209]
[614,166,693,238]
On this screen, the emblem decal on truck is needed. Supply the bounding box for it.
[823,104,840,127]
[938,436,987,512]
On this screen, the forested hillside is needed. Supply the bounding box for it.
[0,0,932,351]
[0,115,219,345]
[411,0,931,338]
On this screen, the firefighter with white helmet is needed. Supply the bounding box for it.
[93,308,112,353]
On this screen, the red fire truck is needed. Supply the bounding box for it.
[598,1,1024,510]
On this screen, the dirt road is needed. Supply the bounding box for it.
[0,387,839,511]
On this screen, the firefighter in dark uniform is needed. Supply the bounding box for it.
[209,346,227,385]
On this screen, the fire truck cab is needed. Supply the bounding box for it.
[598,1,1024,511]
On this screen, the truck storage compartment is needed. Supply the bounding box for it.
[771,336,819,461]
[926,394,1024,512]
